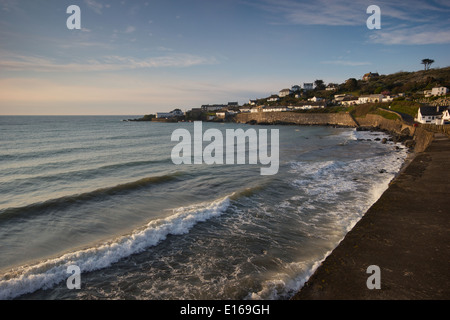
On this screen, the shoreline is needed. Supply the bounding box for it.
[291,132,450,300]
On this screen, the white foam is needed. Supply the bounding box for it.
[0,195,232,300]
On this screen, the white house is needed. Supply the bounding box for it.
[382,95,394,103]
[415,106,448,125]
[424,90,433,98]
[216,112,227,118]
[292,102,326,110]
[262,106,290,112]
[326,84,338,91]
[279,89,291,97]
[267,95,280,102]
[308,96,323,102]
[431,87,449,96]
[250,106,261,113]
[340,98,359,106]
[240,107,251,113]
[358,94,384,104]
[441,108,450,124]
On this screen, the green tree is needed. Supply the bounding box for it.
[421,58,434,71]
[345,78,358,91]
[314,79,325,90]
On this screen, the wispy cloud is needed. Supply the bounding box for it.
[0,0,20,12]
[0,52,219,72]
[124,26,136,34]
[250,0,450,26]
[84,0,104,14]
[321,60,372,66]
[369,25,450,45]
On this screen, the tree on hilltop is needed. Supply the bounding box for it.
[421,58,434,71]
[314,79,325,90]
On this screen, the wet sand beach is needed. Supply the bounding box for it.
[293,133,450,300]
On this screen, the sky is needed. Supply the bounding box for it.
[0,0,450,115]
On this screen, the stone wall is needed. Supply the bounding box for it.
[233,111,439,153]
[235,112,358,127]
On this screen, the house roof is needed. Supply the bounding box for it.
[419,106,448,116]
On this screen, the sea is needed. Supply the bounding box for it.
[0,116,408,300]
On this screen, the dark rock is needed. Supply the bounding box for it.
[381,138,388,144]
[405,140,415,148]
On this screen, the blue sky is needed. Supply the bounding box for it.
[1,0,450,115]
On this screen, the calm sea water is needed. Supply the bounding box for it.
[0,116,407,300]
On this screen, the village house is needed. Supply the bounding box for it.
[156,108,184,119]
[250,106,262,113]
[326,83,338,91]
[358,94,384,104]
[201,104,226,112]
[362,72,379,81]
[262,106,291,112]
[340,97,359,106]
[334,94,353,102]
[267,95,280,102]
[303,83,314,91]
[415,106,448,125]
[291,85,301,92]
[424,87,449,97]
[292,102,326,110]
[431,87,449,96]
[308,96,324,102]
[442,108,450,124]
[279,89,291,97]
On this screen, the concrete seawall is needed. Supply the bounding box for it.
[292,133,450,300]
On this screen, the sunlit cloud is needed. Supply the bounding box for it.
[0,53,219,72]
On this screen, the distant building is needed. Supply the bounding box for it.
[431,87,449,96]
[156,108,184,119]
[201,104,226,112]
[340,97,359,106]
[308,96,323,102]
[363,72,379,81]
[267,95,280,102]
[303,83,314,91]
[279,88,291,97]
[262,106,290,112]
[326,83,338,91]
[156,112,172,119]
[415,106,448,125]
[292,101,326,110]
[442,108,450,124]
[215,111,227,118]
[291,85,301,92]
[358,94,384,104]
